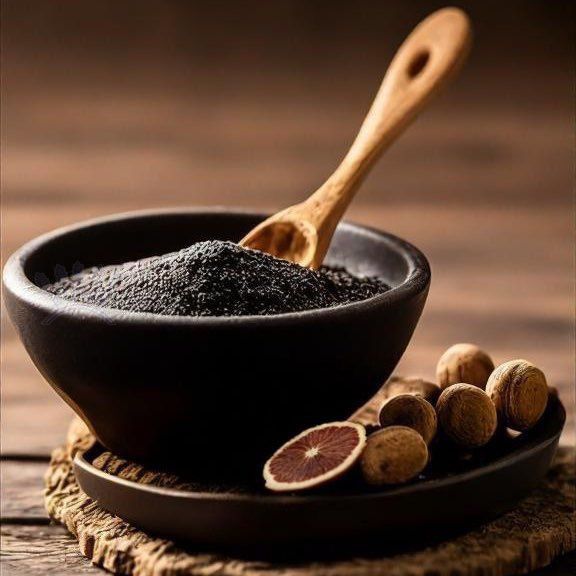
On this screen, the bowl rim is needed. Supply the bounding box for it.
[2,206,431,326]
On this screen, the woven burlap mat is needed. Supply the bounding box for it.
[46,416,575,576]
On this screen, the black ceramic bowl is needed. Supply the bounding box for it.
[3,208,430,468]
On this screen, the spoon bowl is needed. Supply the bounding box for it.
[240,214,319,268]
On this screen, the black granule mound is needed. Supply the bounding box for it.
[43,241,389,317]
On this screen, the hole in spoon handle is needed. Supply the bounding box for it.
[407,49,431,79]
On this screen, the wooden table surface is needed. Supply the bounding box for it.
[1,1,573,572]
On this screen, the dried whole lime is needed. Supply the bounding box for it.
[378,394,437,445]
[436,383,497,447]
[486,359,548,431]
[360,426,428,485]
[436,343,494,390]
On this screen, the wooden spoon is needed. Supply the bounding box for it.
[240,7,472,269]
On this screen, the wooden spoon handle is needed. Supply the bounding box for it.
[305,8,472,228]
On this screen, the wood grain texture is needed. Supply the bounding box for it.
[1,461,48,521]
[1,526,100,575]
[2,526,574,576]
[40,419,575,576]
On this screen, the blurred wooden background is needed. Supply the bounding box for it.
[3,0,573,451]
[1,1,573,572]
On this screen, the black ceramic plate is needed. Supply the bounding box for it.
[74,396,565,556]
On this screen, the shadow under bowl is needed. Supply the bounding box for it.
[3,208,430,470]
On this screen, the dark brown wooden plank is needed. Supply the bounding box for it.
[1,526,573,576]
[3,1,571,210]
[2,109,571,208]
[0,525,100,575]
[1,462,48,521]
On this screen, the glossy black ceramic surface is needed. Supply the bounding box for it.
[74,396,565,554]
[3,208,430,467]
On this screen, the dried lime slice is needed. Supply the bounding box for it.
[263,422,366,492]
